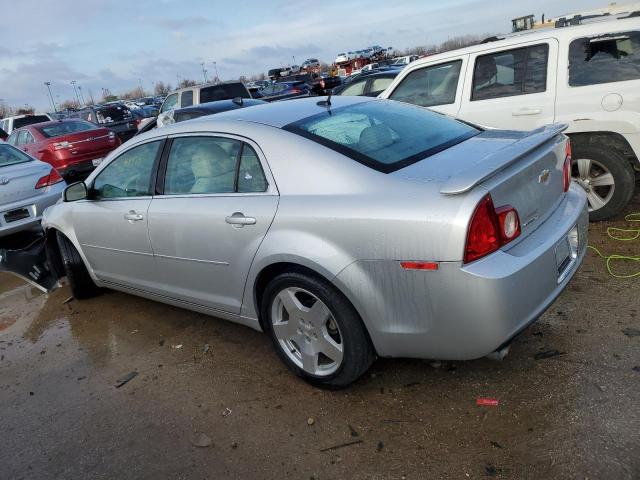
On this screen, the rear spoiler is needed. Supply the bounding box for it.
[440,123,568,195]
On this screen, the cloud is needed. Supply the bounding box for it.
[151,16,214,30]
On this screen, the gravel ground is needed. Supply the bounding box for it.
[0,195,638,480]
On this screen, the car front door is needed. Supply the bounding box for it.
[457,39,558,130]
[386,57,468,117]
[147,134,278,314]
[72,139,164,290]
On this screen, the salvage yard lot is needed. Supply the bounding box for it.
[1,195,639,480]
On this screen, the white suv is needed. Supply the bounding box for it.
[380,16,640,220]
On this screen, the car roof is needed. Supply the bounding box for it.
[204,95,373,128]
[408,16,640,68]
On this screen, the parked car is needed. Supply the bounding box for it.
[335,53,350,64]
[0,114,52,135]
[301,58,320,70]
[7,119,121,178]
[135,98,267,135]
[258,81,311,102]
[0,142,65,236]
[380,16,640,220]
[131,105,159,128]
[333,70,401,97]
[31,96,587,388]
[157,81,252,128]
[66,104,137,143]
[391,55,420,66]
[351,63,379,75]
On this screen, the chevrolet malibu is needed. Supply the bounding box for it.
[37,97,587,388]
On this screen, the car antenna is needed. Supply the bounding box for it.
[316,91,332,108]
[232,97,244,106]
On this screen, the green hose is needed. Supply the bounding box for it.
[587,213,640,278]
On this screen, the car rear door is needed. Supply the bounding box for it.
[457,39,558,130]
[72,139,164,290]
[147,134,278,314]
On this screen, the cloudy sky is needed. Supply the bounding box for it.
[1,0,605,111]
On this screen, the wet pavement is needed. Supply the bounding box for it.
[1,197,639,479]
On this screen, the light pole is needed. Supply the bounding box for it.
[70,80,81,107]
[292,55,296,65]
[77,85,85,105]
[200,62,208,83]
[212,61,219,83]
[44,82,57,112]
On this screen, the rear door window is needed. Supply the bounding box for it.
[340,80,367,96]
[369,77,394,95]
[471,44,549,101]
[389,60,462,107]
[568,31,640,86]
[180,90,194,108]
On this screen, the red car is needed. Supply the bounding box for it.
[7,119,121,177]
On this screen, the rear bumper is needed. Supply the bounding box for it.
[0,183,65,237]
[334,186,589,360]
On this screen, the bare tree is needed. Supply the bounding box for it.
[178,78,197,89]
[154,81,172,96]
[16,106,35,115]
[59,99,80,110]
[120,86,147,100]
[0,102,11,118]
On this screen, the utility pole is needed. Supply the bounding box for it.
[70,80,81,107]
[200,62,208,83]
[44,82,57,112]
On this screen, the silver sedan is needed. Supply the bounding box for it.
[0,143,65,237]
[39,97,588,388]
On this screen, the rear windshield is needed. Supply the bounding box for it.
[37,120,96,138]
[283,100,479,173]
[200,84,250,102]
[0,144,32,167]
[95,106,130,123]
[14,115,50,129]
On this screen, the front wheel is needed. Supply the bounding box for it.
[262,271,375,389]
[571,144,636,221]
[56,232,100,299]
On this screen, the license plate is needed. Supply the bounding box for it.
[4,208,30,223]
[555,225,579,282]
[92,158,103,167]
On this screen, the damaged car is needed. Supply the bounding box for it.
[1,97,588,388]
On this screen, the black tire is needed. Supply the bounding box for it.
[56,232,100,299]
[261,271,376,389]
[571,143,636,221]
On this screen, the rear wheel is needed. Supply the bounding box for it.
[570,144,635,221]
[262,271,375,389]
[56,232,100,299]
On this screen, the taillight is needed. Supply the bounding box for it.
[563,139,572,192]
[320,80,325,89]
[35,168,64,189]
[464,195,521,264]
[290,88,301,94]
[108,131,116,142]
[52,141,71,150]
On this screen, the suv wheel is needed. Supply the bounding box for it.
[571,143,635,221]
[262,271,375,389]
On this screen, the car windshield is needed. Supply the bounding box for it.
[283,100,479,173]
[37,120,96,138]
[0,144,32,167]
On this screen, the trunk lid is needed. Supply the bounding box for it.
[52,128,116,155]
[394,124,569,237]
[0,160,51,204]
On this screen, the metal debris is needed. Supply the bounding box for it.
[115,371,138,388]
[319,439,363,452]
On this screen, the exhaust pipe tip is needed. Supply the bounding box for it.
[486,344,511,361]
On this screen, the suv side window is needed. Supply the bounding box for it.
[7,131,19,145]
[569,31,640,86]
[389,60,462,107]
[180,90,194,108]
[472,44,549,101]
[93,141,161,199]
[17,130,29,145]
[161,93,179,113]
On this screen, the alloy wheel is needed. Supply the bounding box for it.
[270,287,344,376]
[572,158,615,212]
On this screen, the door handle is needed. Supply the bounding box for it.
[124,210,143,222]
[225,212,256,227]
[512,107,542,116]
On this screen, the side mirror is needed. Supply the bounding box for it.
[64,181,88,202]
